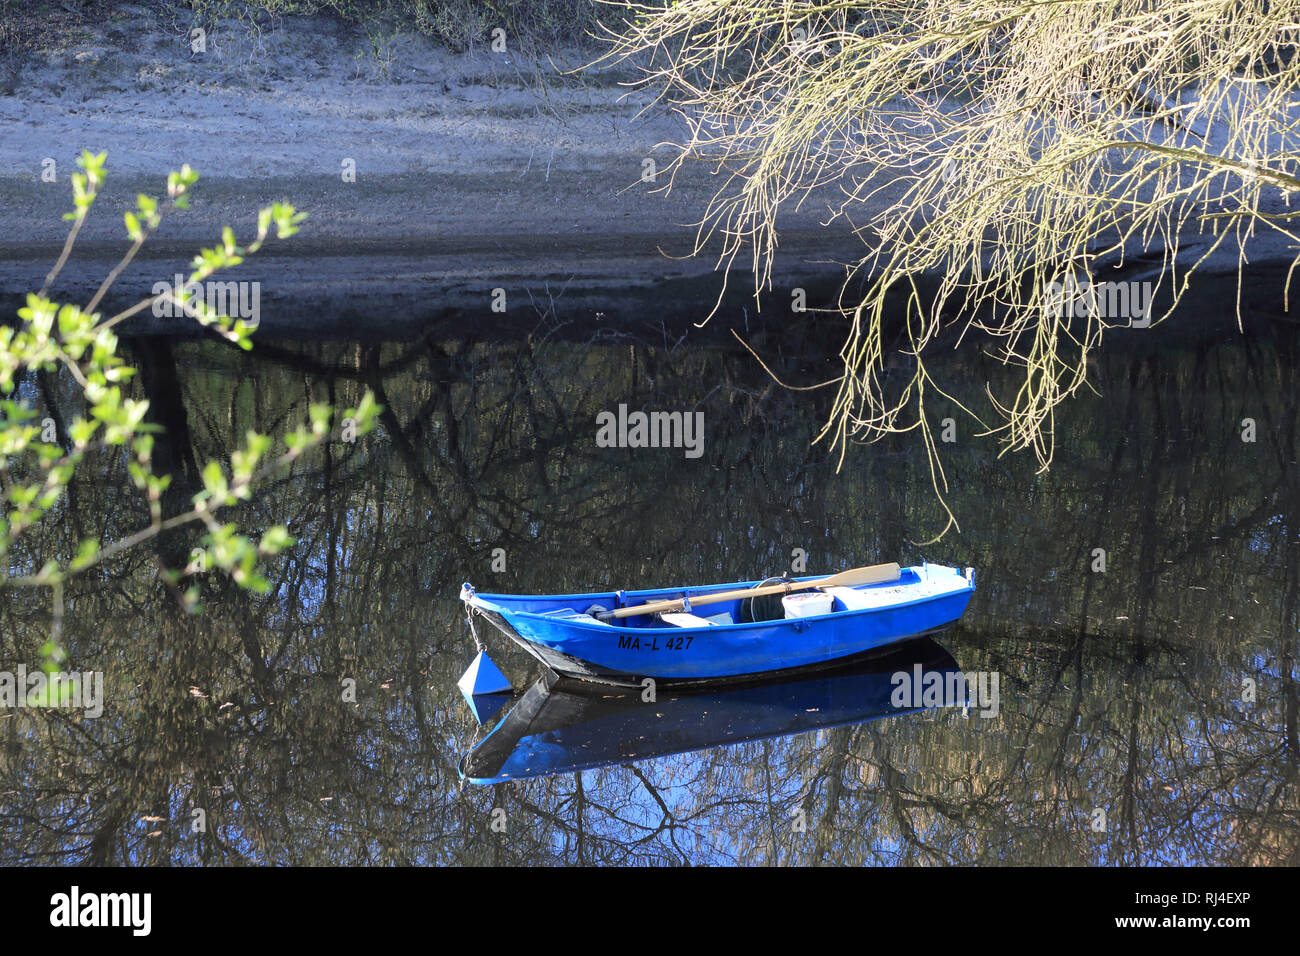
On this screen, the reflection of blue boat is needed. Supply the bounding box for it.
[460,563,974,687]
[459,637,967,784]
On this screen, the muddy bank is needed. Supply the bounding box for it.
[0,6,876,338]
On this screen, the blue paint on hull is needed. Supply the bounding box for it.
[461,564,975,684]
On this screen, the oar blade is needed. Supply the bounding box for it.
[824,563,902,588]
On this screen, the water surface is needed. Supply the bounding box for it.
[1,320,1296,865]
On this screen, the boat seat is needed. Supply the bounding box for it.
[537,607,612,625]
[539,607,586,618]
[823,585,908,611]
[658,612,718,628]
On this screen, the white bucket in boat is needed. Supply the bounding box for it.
[782,591,834,618]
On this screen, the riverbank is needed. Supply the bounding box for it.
[0,3,874,338]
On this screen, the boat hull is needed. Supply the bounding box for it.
[462,564,975,687]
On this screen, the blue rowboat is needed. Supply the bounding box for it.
[459,636,966,784]
[459,562,975,687]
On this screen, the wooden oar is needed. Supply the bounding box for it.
[595,563,902,621]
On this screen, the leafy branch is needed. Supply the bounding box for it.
[1,150,382,629]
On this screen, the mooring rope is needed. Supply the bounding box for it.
[464,604,487,654]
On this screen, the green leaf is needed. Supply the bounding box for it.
[200,461,228,502]
[69,537,100,572]
[258,526,296,555]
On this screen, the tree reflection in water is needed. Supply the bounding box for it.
[0,320,1296,865]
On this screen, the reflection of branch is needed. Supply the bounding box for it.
[625,764,690,863]
[811,725,852,864]
[3,428,335,588]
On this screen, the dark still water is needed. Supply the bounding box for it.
[1,319,1297,865]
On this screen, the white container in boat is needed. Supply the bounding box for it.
[782,591,833,618]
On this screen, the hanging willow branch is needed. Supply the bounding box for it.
[595,0,1300,538]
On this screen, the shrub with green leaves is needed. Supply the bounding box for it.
[1,150,381,647]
